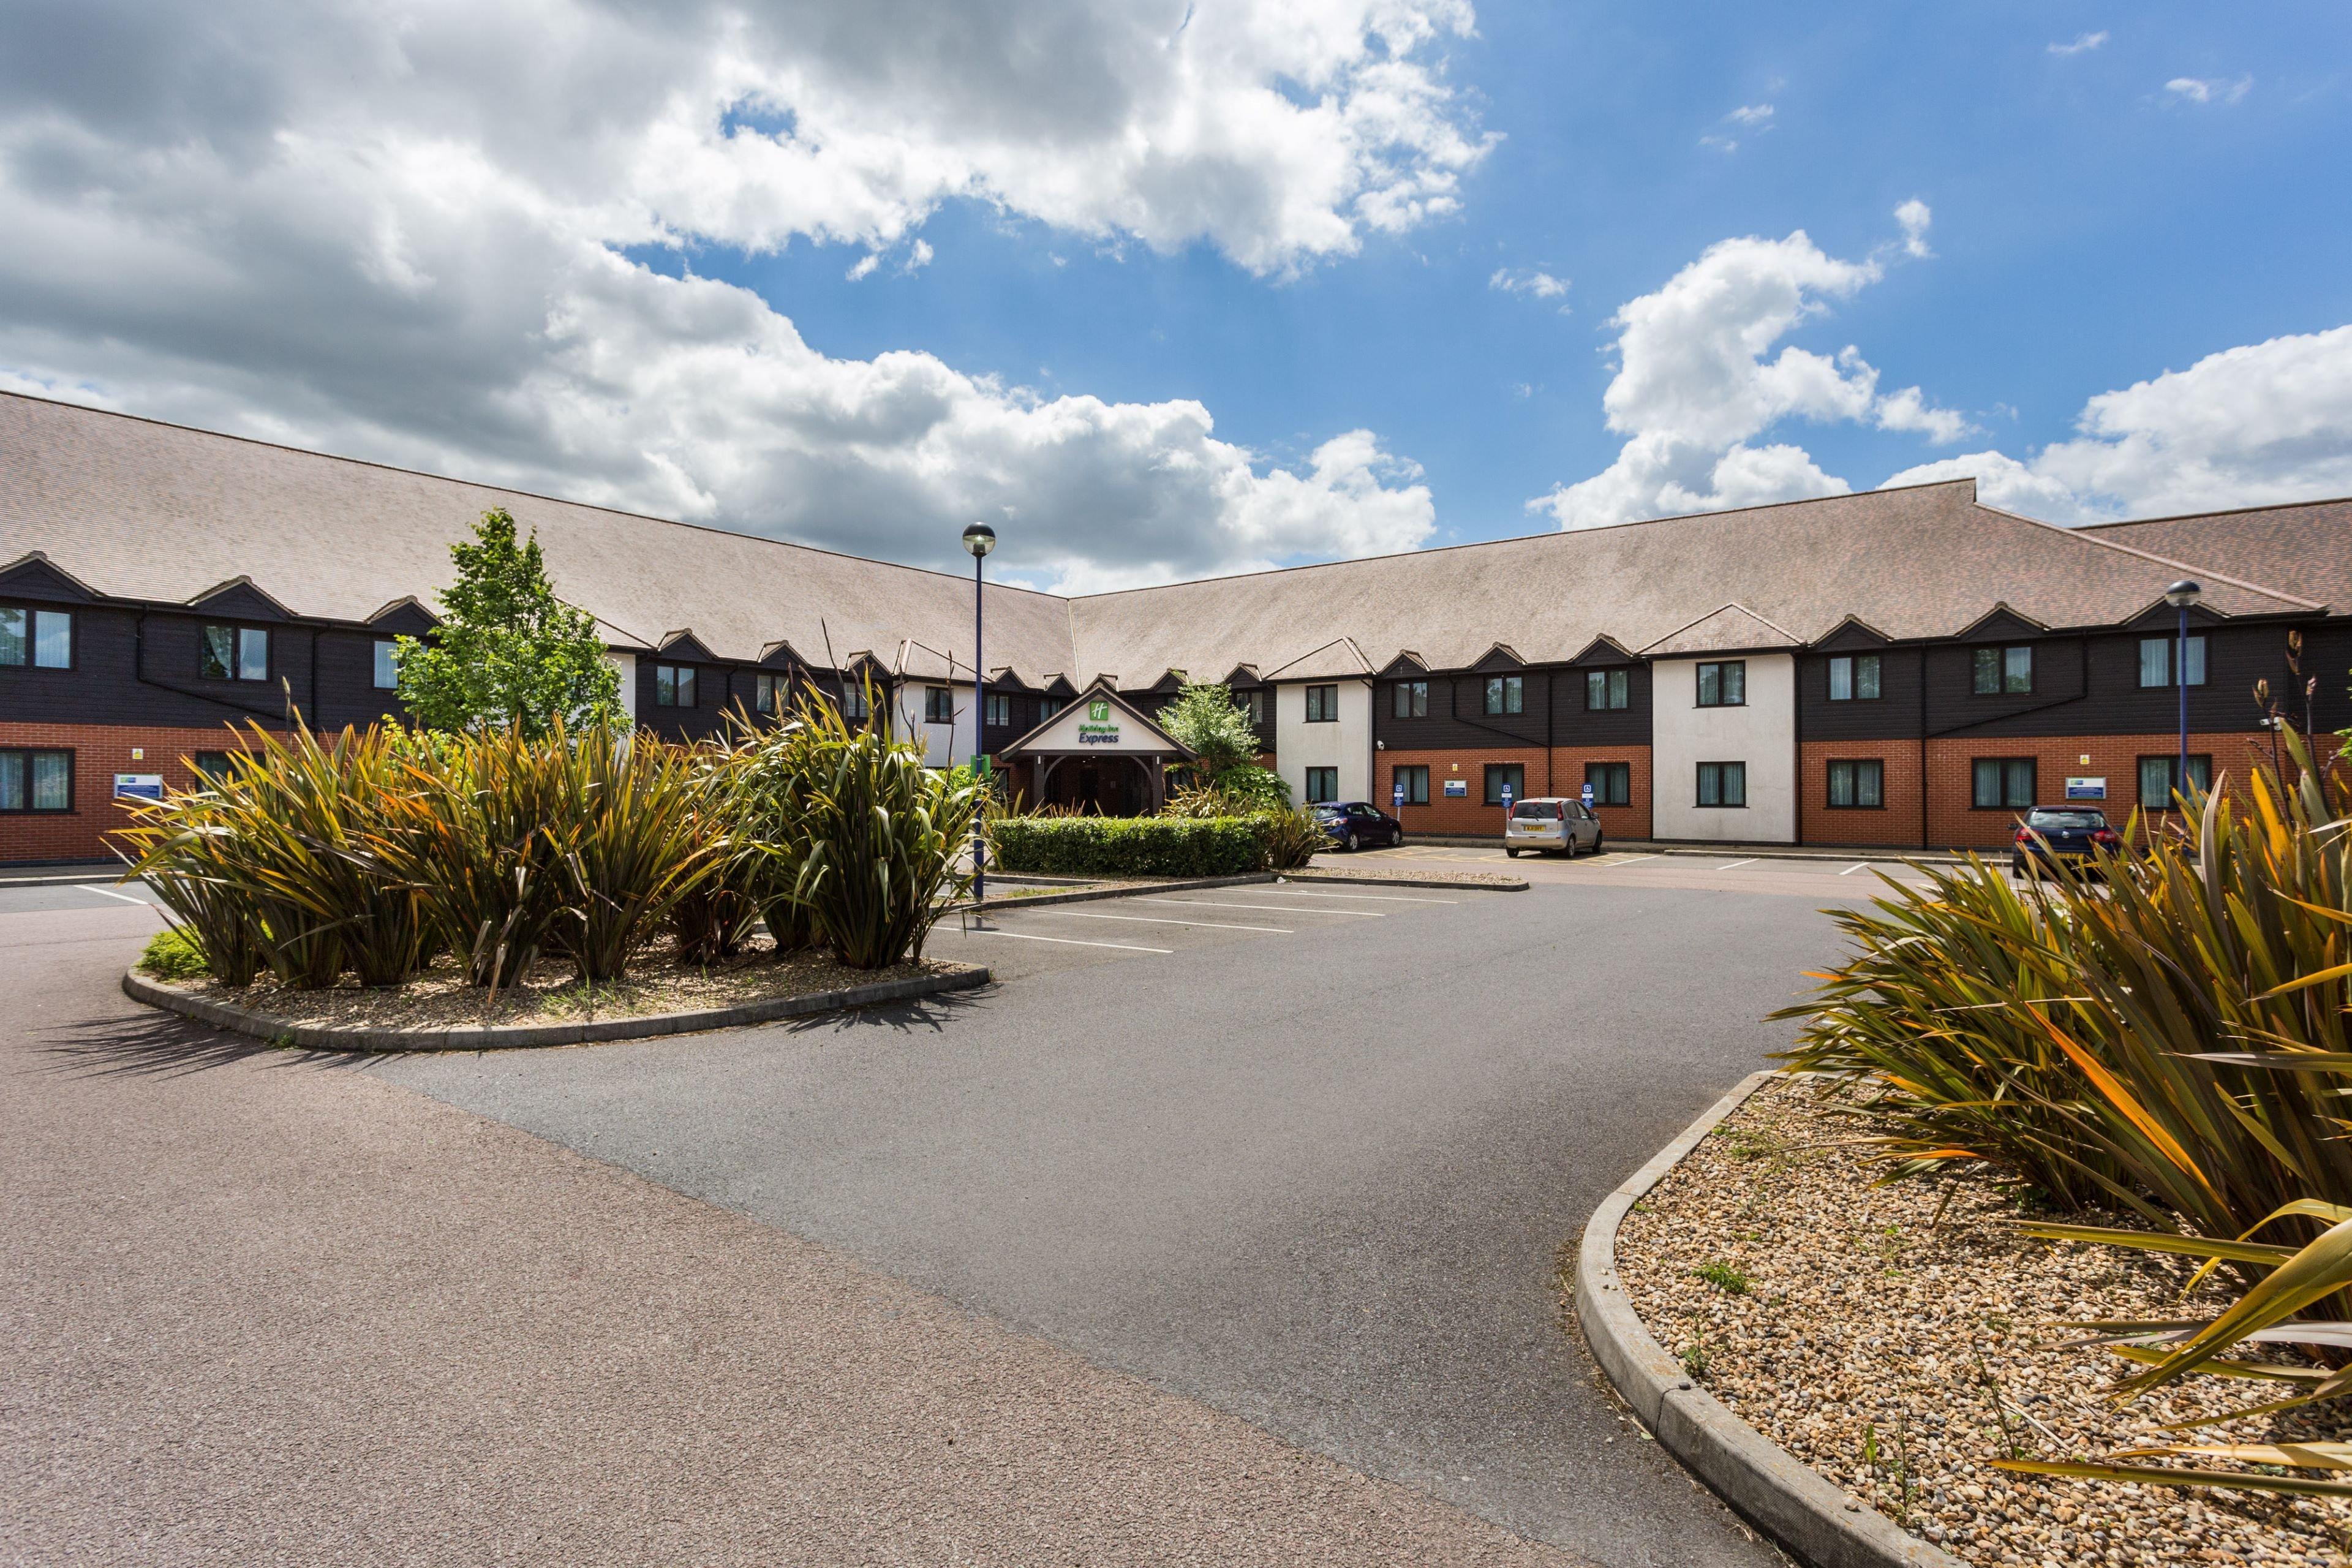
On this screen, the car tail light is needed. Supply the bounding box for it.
[2015,827,2032,845]
[2092,829,2121,848]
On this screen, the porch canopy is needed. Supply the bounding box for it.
[993,680,1193,816]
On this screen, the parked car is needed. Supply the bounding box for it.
[2010,805,2122,877]
[1312,800,1404,851]
[1503,797,1605,858]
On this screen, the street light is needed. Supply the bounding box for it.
[2165,579,2201,807]
[962,522,997,903]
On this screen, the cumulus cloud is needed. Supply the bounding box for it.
[2048,31,2109,56]
[1525,211,1969,529]
[1726,104,1776,126]
[1701,102,1774,153]
[1885,325,2352,521]
[0,0,1473,584]
[1490,267,1569,305]
[1893,198,1933,258]
[2165,75,2252,104]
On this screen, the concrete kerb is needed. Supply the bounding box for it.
[1574,1069,1966,1568]
[123,963,991,1053]
[963,872,1276,912]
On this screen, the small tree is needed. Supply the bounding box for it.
[396,508,622,737]
[1159,682,1286,804]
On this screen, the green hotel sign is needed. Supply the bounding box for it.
[1077,696,1121,745]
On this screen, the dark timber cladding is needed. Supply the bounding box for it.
[2,387,2348,861]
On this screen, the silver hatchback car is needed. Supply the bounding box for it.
[1503,797,1605,858]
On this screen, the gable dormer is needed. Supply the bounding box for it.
[654,628,721,665]
[1146,668,1189,693]
[757,638,809,671]
[1470,642,1526,673]
[1042,673,1080,698]
[1953,604,2048,643]
[364,596,439,637]
[189,576,294,622]
[0,551,99,604]
[1812,615,1893,654]
[2120,596,2226,632]
[1568,635,1635,668]
[1378,650,1430,677]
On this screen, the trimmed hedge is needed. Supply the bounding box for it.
[989,816,1266,878]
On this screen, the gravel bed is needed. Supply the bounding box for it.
[1614,1076,2352,1567]
[146,938,951,1029]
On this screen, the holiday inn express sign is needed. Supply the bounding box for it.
[999,685,1191,760]
[1078,698,1121,745]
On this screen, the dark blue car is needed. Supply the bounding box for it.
[2010,805,2122,877]
[1312,801,1405,851]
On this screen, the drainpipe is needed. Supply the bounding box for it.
[1792,657,1803,848]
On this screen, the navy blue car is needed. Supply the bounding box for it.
[2010,805,2122,877]
[1313,801,1405,851]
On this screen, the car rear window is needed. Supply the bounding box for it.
[1512,801,1562,819]
[2026,809,2106,831]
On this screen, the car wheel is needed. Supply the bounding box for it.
[1594,833,1605,854]
[1344,830,1360,852]
[1505,846,1521,859]
[2010,856,2029,878]
[1392,830,1406,848]
[1561,835,1577,859]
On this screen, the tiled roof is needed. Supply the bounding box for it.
[2079,499,2352,619]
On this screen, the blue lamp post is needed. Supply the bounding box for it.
[2164,578,2201,804]
[963,522,997,902]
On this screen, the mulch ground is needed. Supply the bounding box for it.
[1614,1076,2352,1567]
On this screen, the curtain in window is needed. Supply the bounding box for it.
[0,606,23,665]
[2139,639,2169,687]
[31,752,67,810]
[1829,659,1852,701]
[0,753,21,810]
[1855,656,1880,699]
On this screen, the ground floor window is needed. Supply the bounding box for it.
[1696,760,1746,808]
[1585,761,1630,807]
[1305,766,1339,804]
[1483,762,1524,805]
[192,751,237,786]
[1392,764,1429,805]
[2138,753,2212,809]
[0,748,72,812]
[1826,758,1884,808]
[1972,757,2036,810]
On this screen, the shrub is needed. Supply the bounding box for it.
[550,723,725,982]
[990,815,1265,878]
[1253,806,1330,870]
[138,926,209,981]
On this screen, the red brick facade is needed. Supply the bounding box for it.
[1377,745,1653,840]
[1798,739,1929,848]
[1923,729,2304,850]
[0,721,267,864]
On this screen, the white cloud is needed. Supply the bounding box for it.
[1893,198,1933,258]
[2165,75,2252,105]
[2048,31,2109,56]
[1702,102,1774,153]
[1885,325,2352,520]
[1525,213,1969,529]
[1490,266,1569,305]
[845,252,881,281]
[1726,104,1775,126]
[0,0,1464,586]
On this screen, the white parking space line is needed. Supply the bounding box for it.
[1264,889,1457,904]
[1048,911,1292,935]
[1716,859,1759,872]
[76,883,153,907]
[1839,863,1868,875]
[1138,897,1384,918]
[1598,852,1657,865]
[962,929,1174,954]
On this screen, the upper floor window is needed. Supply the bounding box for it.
[753,673,779,714]
[842,681,872,721]
[2138,635,2207,688]
[1392,680,1427,718]
[1695,661,1745,707]
[372,639,399,691]
[984,693,1011,728]
[655,664,696,707]
[0,606,73,669]
[1238,688,1265,726]
[1483,674,1523,715]
[200,624,269,682]
[1586,668,1629,710]
[1972,645,2033,695]
[1828,654,1880,701]
[924,685,955,723]
[1305,684,1340,723]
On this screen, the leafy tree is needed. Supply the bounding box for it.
[1159,682,1286,804]
[396,508,622,737]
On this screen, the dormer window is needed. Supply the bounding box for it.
[0,605,72,669]
[201,624,268,682]
[654,665,696,707]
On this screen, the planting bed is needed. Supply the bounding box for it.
[141,937,960,1033]
[1615,1077,2352,1567]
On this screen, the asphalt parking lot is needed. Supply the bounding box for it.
[3,861,1919,1564]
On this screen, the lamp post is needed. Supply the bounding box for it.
[962,522,997,903]
[2164,579,2201,806]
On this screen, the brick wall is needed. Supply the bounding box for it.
[1798,739,1929,848]
[1923,729,2291,850]
[1376,745,1651,839]
[0,720,279,864]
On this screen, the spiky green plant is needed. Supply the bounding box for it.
[552,725,725,982]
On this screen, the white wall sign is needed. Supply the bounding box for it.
[2065,777,2107,800]
[1443,777,1469,797]
[114,773,165,801]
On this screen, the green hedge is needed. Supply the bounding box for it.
[990,816,1266,878]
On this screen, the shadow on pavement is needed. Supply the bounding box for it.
[34,1009,377,1079]
[782,986,992,1039]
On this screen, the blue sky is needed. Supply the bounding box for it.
[4,1,2348,588]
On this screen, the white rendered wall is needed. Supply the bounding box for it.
[608,651,637,720]
[1273,679,1372,802]
[1649,654,1796,842]
[894,679,977,767]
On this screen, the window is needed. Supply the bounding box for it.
[1304,766,1339,804]
[1826,759,1885,809]
[842,681,872,721]
[1392,764,1430,805]
[984,692,1011,728]
[2138,635,2207,688]
[1305,684,1340,722]
[1972,645,2034,695]
[924,685,954,723]
[0,748,72,812]
[1483,762,1525,805]
[1483,674,1524,715]
[1695,661,1746,707]
[192,751,236,786]
[1828,654,1881,701]
[1586,668,1630,710]
[1392,680,1428,719]
[655,664,696,707]
[1037,694,1064,721]
[752,673,778,715]
[2139,754,2213,809]
[1697,761,1747,809]
[372,639,399,690]
[1585,761,1630,807]
[1238,688,1265,726]
[201,624,269,682]
[1972,757,2037,810]
[0,606,72,669]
